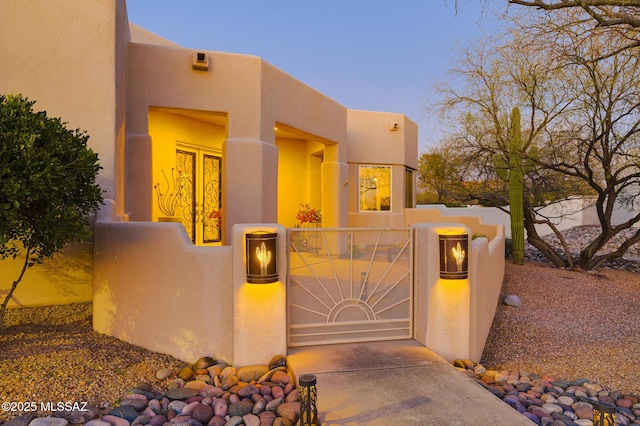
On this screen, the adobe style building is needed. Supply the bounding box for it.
[0,0,416,302]
[0,0,505,366]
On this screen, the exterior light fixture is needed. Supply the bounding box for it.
[439,233,468,279]
[192,51,209,70]
[245,231,278,284]
[299,374,318,425]
[592,401,616,426]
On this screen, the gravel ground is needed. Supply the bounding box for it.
[0,304,187,423]
[481,261,640,396]
[1,260,639,423]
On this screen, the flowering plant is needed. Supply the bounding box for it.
[207,208,222,225]
[296,203,321,225]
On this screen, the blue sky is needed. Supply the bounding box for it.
[126,1,503,152]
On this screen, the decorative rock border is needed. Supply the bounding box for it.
[6,355,300,426]
[454,360,640,426]
[523,225,640,273]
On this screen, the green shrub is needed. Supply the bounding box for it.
[0,94,103,326]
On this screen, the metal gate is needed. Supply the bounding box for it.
[287,227,413,347]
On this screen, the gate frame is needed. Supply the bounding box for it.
[286,226,414,347]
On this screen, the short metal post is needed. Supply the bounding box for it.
[299,374,318,425]
[593,400,616,426]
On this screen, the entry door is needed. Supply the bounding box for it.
[175,146,222,245]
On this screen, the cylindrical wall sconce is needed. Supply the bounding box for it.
[246,231,278,284]
[439,233,468,279]
[592,401,616,426]
[299,374,318,425]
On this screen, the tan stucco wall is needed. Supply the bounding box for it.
[127,46,262,140]
[346,110,418,228]
[129,22,179,47]
[231,224,287,367]
[405,208,499,241]
[412,222,505,362]
[125,42,351,236]
[469,230,505,361]
[125,44,264,233]
[261,62,347,147]
[261,61,349,230]
[408,207,506,362]
[346,110,418,169]
[0,0,129,308]
[93,221,287,365]
[1,244,93,309]
[276,138,323,228]
[0,0,127,209]
[93,221,234,363]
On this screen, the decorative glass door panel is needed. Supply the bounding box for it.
[176,150,196,242]
[176,146,222,245]
[202,154,222,243]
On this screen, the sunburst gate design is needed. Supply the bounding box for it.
[287,228,413,346]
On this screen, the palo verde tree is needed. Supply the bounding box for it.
[0,94,103,327]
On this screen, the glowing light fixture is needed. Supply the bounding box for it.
[592,401,616,426]
[299,374,318,425]
[439,233,468,279]
[246,231,278,284]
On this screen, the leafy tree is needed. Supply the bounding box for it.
[0,94,103,326]
[417,145,464,204]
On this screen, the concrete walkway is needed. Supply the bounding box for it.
[287,340,533,425]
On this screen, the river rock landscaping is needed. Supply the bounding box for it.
[455,360,640,425]
[4,355,301,426]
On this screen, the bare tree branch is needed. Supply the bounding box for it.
[428,8,640,269]
[509,0,640,28]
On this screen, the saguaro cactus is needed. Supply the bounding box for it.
[492,107,534,265]
[452,242,466,272]
[256,242,272,275]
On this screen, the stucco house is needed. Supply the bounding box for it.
[1,0,416,297]
[0,0,505,366]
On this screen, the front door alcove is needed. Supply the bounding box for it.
[149,107,227,245]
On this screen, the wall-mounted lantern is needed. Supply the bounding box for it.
[246,231,278,284]
[299,374,318,425]
[592,401,616,426]
[439,233,468,279]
